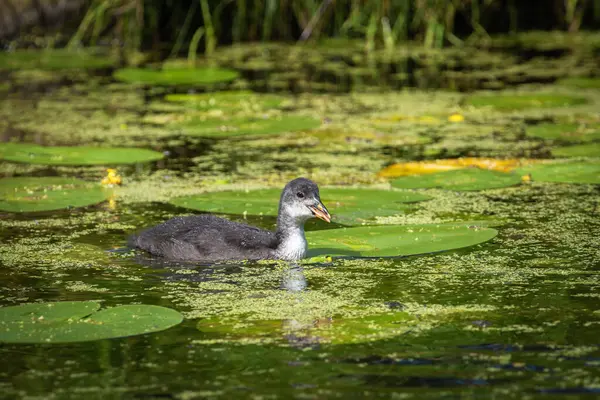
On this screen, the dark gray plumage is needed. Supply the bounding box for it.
[129,178,331,262]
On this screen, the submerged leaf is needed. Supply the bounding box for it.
[0,177,108,213]
[171,188,431,225]
[391,168,522,191]
[306,223,498,258]
[0,143,164,165]
[0,302,183,343]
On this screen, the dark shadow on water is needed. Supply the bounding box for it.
[338,373,509,388]
[306,248,362,258]
[537,388,600,394]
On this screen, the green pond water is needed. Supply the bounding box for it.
[1,40,600,398]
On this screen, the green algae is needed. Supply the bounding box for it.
[113,67,240,86]
[0,143,164,165]
[391,168,523,191]
[0,177,108,213]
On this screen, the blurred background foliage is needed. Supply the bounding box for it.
[1,0,600,54]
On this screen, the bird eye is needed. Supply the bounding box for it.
[296,192,305,198]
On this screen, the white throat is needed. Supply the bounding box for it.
[275,226,307,260]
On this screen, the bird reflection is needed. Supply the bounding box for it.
[280,263,307,292]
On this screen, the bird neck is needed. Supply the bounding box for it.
[275,215,308,260]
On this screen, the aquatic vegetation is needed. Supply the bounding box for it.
[0,177,107,212]
[101,169,122,186]
[557,77,600,89]
[174,115,322,137]
[0,49,116,70]
[0,143,164,165]
[9,69,82,87]
[1,96,171,146]
[391,168,523,191]
[466,93,588,110]
[379,158,538,177]
[527,122,600,142]
[518,162,600,184]
[552,142,600,158]
[0,301,183,343]
[1,35,600,397]
[306,223,498,258]
[165,91,284,110]
[170,188,431,226]
[113,67,240,86]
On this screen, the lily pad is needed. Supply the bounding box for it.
[527,123,600,143]
[552,143,600,158]
[170,188,431,225]
[0,301,183,343]
[0,143,164,165]
[0,49,116,71]
[466,94,588,110]
[113,67,239,86]
[557,77,600,89]
[0,177,107,213]
[518,162,600,184]
[306,223,498,258]
[391,168,522,191]
[165,91,283,110]
[175,115,321,137]
[379,158,538,178]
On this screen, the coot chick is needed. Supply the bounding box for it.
[129,178,331,262]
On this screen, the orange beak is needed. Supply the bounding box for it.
[309,201,331,223]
